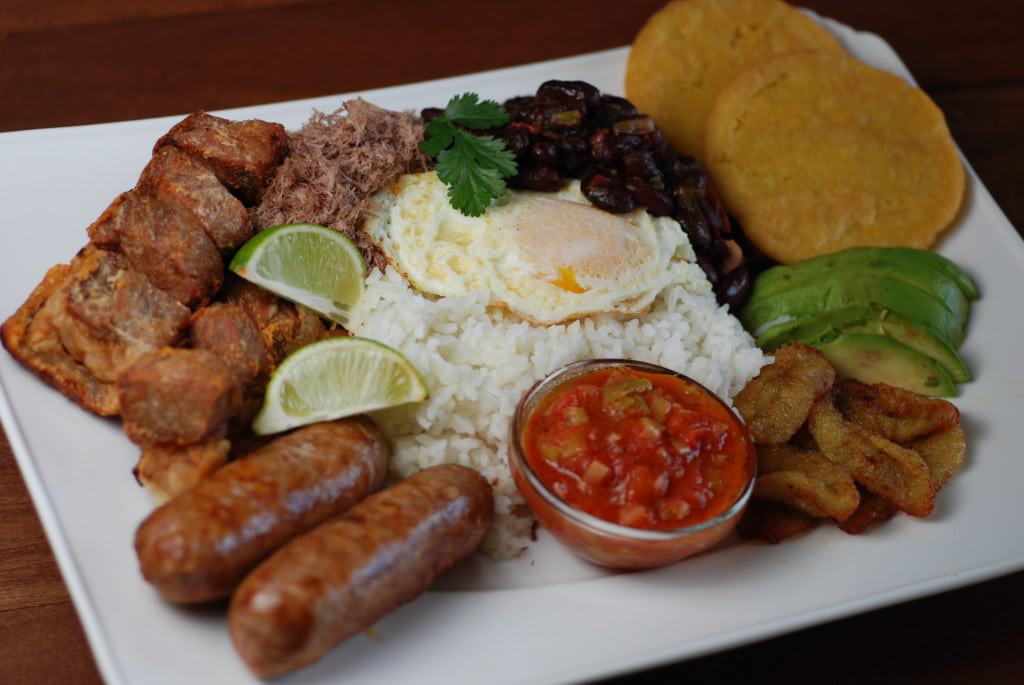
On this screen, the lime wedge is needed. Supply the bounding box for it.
[229,223,365,324]
[253,337,428,435]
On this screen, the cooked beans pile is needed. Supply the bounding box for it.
[422,80,767,309]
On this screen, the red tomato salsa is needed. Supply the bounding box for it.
[522,368,751,531]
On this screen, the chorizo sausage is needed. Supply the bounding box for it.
[135,418,388,603]
[228,464,493,678]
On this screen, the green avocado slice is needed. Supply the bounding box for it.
[741,276,964,349]
[816,333,957,397]
[756,305,970,383]
[748,248,969,324]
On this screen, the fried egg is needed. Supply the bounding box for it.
[363,171,699,324]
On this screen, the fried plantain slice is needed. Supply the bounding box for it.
[907,425,967,490]
[755,444,860,522]
[809,395,935,517]
[738,500,818,544]
[839,426,966,534]
[735,344,836,445]
[836,379,959,443]
[838,490,898,535]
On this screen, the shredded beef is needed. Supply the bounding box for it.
[252,99,427,271]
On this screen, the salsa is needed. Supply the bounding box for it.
[522,368,751,531]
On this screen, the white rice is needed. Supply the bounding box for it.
[348,264,765,558]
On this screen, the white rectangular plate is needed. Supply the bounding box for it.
[2,13,1023,685]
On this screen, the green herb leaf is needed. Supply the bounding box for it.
[443,92,510,129]
[419,93,518,216]
[420,118,454,156]
[436,130,517,217]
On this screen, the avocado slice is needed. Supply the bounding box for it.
[741,276,964,349]
[816,333,957,397]
[756,305,970,383]
[904,249,979,300]
[748,248,969,324]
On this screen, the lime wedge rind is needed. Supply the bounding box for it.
[253,336,429,435]
[229,223,366,323]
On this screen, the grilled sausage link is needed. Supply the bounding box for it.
[228,464,493,679]
[135,418,389,603]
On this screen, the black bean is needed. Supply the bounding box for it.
[536,80,601,113]
[613,133,643,155]
[579,164,612,184]
[504,96,533,120]
[516,164,562,192]
[675,205,712,253]
[594,95,639,127]
[622,149,659,178]
[556,134,590,170]
[500,127,533,157]
[696,252,719,287]
[583,174,636,213]
[717,267,751,310]
[589,129,619,165]
[654,151,685,179]
[700,197,724,234]
[673,170,708,205]
[625,178,673,216]
[530,140,558,165]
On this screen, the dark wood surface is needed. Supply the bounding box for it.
[1,1,1022,683]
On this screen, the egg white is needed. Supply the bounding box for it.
[363,172,699,325]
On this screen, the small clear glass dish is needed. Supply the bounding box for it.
[509,359,756,569]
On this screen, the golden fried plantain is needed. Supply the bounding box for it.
[755,444,860,522]
[734,344,835,445]
[907,425,967,490]
[738,500,818,544]
[836,379,959,443]
[809,395,935,518]
[838,490,898,535]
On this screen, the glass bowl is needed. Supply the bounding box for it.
[509,359,756,570]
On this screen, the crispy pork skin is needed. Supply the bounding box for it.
[2,247,191,416]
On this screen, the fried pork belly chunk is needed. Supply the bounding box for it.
[118,348,239,447]
[734,344,836,445]
[88,191,222,307]
[138,146,253,251]
[835,379,960,443]
[154,112,288,205]
[135,438,231,502]
[1,248,191,416]
[220,276,326,362]
[192,303,272,389]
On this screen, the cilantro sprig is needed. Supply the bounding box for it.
[420,93,517,217]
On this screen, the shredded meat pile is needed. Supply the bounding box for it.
[253,99,427,271]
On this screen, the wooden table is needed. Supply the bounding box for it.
[1,1,1022,682]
